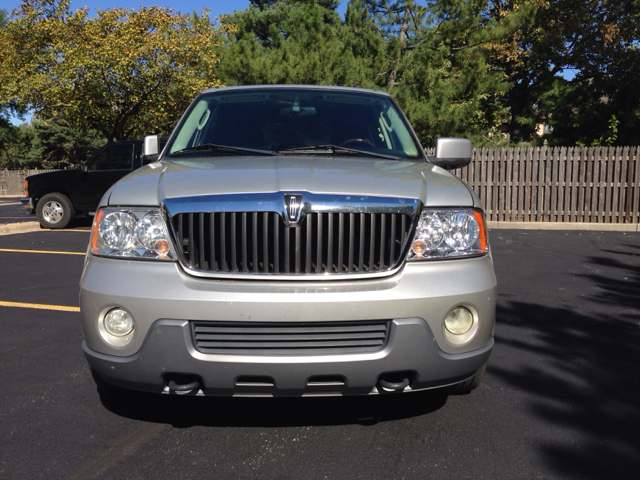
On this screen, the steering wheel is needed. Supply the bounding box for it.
[339,138,375,148]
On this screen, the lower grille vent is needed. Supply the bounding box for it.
[191,321,391,356]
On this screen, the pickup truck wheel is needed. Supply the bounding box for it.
[36,193,75,229]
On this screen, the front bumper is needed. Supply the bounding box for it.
[85,319,493,396]
[21,196,34,210]
[80,255,496,396]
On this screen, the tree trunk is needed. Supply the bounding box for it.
[388,6,410,88]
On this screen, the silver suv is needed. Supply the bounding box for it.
[81,85,496,397]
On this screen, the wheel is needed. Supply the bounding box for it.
[448,362,487,395]
[36,193,75,229]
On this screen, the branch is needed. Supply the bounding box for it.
[483,135,503,146]
[451,39,500,51]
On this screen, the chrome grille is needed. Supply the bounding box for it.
[191,321,391,355]
[172,211,413,276]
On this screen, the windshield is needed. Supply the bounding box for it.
[168,88,422,160]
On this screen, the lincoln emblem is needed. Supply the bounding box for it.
[284,194,303,226]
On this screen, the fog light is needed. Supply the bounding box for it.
[104,308,134,337]
[444,307,473,335]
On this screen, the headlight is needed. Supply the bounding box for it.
[407,209,488,260]
[90,208,175,260]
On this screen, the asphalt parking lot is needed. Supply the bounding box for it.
[0,215,639,478]
[0,196,31,224]
[0,195,94,231]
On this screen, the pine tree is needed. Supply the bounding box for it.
[350,0,529,146]
[218,0,527,146]
[217,0,370,86]
[26,118,105,169]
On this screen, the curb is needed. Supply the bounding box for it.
[0,222,42,235]
[487,221,639,232]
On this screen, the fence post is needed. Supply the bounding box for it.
[633,147,640,223]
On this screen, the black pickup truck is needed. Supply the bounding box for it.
[22,138,167,228]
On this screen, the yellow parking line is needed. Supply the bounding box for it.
[0,248,85,256]
[0,301,80,312]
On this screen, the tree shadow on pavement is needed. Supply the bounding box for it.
[491,241,640,479]
[579,242,640,317]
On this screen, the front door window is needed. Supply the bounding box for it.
[88,144,134,171]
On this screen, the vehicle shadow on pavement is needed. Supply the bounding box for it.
[95,388,449,427]
[491,247,640,480]
[70,215,94,229]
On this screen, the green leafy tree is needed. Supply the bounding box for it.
[0,8,15,158]
[0,0,229,141]
[489,0,640,145]
[536,57,640,147]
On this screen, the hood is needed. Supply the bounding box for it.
[105,155,473,208]
[26,168,78,185]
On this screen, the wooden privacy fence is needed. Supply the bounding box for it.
[0,169,56,196]
[458,146,640,224]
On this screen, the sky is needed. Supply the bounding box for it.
[0,1,252,19]
[1,1,349,19]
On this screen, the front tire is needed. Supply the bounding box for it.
[36,193,75,229]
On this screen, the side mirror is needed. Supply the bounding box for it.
[142,135,160,165]
[80,163,88,173]
[429,138,472,170]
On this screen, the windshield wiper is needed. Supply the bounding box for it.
[170,143,278,157]
[279,144,402,161]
